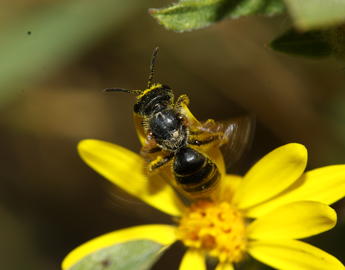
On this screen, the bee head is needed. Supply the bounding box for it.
[104,47,174,115]
[134,84,173,115]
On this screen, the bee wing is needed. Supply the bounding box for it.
[200,116,255,171]
[220,116,255,170]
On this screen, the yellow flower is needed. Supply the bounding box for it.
[62,141,345,270]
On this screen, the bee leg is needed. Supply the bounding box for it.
[189,129,203,135]
[189,119,218,135]
[202,119,217,129]
[141,145,161,154]
[147,154,174,172]
[174,94,190,110]
[141,119,150,133]
[188,133,223,146]
[190,119,229,145]
[140,142,162,163]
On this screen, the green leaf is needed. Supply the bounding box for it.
[270,29,332,57]
[284,0,345,30]
[68,240,165,270]
[149,0,286,32]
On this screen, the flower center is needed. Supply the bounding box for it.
[177,200,247,263]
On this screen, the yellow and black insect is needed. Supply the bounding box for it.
[105,47,253,200]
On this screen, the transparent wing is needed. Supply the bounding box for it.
[200,116,255,171]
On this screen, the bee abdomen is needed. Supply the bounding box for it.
[173,147,220,194]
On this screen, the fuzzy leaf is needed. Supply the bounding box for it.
[68,240,164,270]
[149,0,285,32]
[271,29,332,57]
[284,0,345,30]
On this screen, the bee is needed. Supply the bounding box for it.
[105,47,254,200]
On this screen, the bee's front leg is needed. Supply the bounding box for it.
[174,94,190,111]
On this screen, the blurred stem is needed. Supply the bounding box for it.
[0,0,144,106]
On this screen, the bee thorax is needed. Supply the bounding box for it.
[149,109,187,151]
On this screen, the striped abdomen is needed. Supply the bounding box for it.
[173,147,220,198]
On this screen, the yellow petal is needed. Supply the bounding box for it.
[78,139,185,216]
[248,239,344,270]
[233,143,307,209]
[218,174,243,202]
[247,165,345,218]
[62,224,177,270]
[215,262,234,270]
[247,201,336,240]
[179,249,206,270]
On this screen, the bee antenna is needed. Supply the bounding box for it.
[147,46,159,88]
[103,88,142,95]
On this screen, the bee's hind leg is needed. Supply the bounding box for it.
[187,132,223,147]
[147,154,174,172]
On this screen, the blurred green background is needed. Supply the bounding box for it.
[0,0,344,269]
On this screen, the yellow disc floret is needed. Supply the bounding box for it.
[177,200,247,263]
